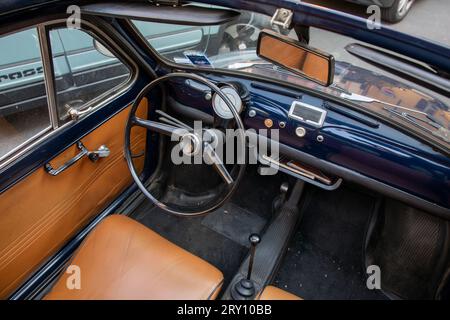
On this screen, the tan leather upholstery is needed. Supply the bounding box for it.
[45,215,224,300]
[258,286,302,300]
[0,101,147,298]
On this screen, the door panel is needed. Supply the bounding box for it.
[0,99,147,298]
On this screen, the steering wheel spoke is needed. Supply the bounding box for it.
[132,116,186,139]
[204,143,234,185]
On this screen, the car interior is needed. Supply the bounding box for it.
[0,1,449,301]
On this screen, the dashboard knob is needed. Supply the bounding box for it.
[295,127,306,137]
[264,119,273,128]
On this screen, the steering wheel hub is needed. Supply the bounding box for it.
[180,132,202,157]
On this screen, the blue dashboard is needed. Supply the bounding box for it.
[169,74,450,214]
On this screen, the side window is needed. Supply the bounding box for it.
[0,24,134,164]
[132,20,208,55]
[49,27,131,125]
[0,28,51,159]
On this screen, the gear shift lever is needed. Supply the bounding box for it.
[231,233,261,299]
[247,234,260,280]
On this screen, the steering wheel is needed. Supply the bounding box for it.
[124,73,246,216]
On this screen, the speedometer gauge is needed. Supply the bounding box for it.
[212,86,243,120]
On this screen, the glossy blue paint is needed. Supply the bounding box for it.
[0,0,449,207]
[170,74,450,208]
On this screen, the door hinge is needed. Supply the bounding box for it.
[270,8,294,30]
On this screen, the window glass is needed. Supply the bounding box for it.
[0,28,51,159]
[301,1,449,50]
[49,27,131,124]
[132,9,449,148]
[132,11,296,70]
[133,20,208,54]
[307,27,450,146]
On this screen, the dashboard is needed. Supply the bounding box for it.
[167,74,450,217]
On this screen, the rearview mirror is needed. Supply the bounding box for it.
[257,30,335,86]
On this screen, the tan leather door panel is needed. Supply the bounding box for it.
[0,100,148,298]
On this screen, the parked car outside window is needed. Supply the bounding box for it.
[0,24,132,161]
[0,28,51,159]
[345,0,415,22]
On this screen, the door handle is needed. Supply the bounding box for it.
[68,106,93,121]
[44,141,110,176]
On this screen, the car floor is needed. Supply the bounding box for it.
[131,166,387,300]
[130,166,287,292]
[273,184,387,300]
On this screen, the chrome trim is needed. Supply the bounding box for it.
[0,126,52,162]
[44,141,111,175]
[261,154,343,191]
[270,8,293,30]
[37,24,59,129]
[295,126,306,137]
[43,19,137,123]
[288,101,327,127]
[0,18,138,171]
[68,105,93,121]
[44,141,88,176]
[0,26,53,165]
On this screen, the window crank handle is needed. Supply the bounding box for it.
[88,145,110,162]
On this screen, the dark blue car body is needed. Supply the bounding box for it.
[0,0,448,211]
[0,0,449,300]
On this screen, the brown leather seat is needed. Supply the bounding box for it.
[258,286,302,300]
[45,215,224,300]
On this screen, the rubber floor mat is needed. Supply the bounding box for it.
[274,185,387,300]
[201,202,266,247]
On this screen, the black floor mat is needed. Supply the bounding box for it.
[274,184,387,300]
[366,199,449,300]
[201,202,266,247]
[229,165,287,220]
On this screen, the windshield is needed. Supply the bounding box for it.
[131,7,450,149]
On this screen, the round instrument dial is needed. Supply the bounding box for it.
[212,86,243,119]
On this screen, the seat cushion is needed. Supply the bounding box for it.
[258,286,302,300]
[45,215,224,300]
